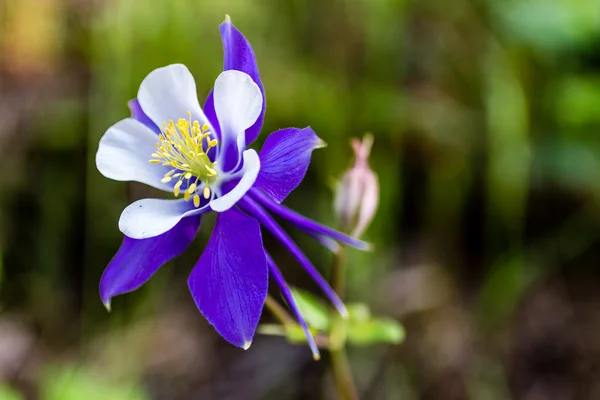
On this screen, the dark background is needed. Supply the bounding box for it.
[1,0,600,398]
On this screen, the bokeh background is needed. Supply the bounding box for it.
[1,0,600,398]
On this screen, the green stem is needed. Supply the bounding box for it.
[330,247,359,399]
[331,348,359,400]
[331,247,347,296]
[264,294,295,326]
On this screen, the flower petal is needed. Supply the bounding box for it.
[255,127,323,203]
[137,64,212,131]
[250,188,371,250]
[188,208,267,348]
[203,92,219,138]
[96,118,171,191]
[239,196,348,318]
[100,215,201,309]
[266,253,320,360]
[128,99,159,133]
[307,232,341,253]
[119,198,208,239]
[210,149,260,212]
[213,70,262,170]
[204,18,265,145]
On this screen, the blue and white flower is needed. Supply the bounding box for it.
[96,17,368,359]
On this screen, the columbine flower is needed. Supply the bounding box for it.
[334,134,379,238]
[96,17,368,359]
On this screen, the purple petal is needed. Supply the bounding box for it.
[203,92,219,140]
[266,252,320,360]
[238,196,348,318]
[128,99,160,133]
[100,215,201,309]
[204,18,265,146]
[306,232,341,253]
[188,208,268,349]
[249,188,371,251]
[255,127,323,203]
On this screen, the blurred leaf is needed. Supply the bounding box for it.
[290,288,331,331]
[536,139,600,191]
[0,385,23,400]
[555,77,600,127]
[485,42,530,237]
[497,0,600,52]
[257,323,287,337]
[285,324,314,344]
[346,303,372,322]
[258,323,318,345]
[42,366,147,400]
[477,256,537,330]
[346,317,405,346]
[0,246,4,292]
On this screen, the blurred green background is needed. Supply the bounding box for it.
[1,0,600,398]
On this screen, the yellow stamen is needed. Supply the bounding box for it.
[149,114,220,208]
[174,180,183,197]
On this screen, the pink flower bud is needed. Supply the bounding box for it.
[334,134,379,238]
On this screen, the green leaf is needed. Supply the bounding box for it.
[284,324,315,344]
[257,323,287,337]
[346,303,371,322]
[42,366,147,400]
[290,288,331,331]
[554,77,600,128]
[258,323,309,343]
[497,0,600,52]
[347,318,405,346]
[0,385,24,400]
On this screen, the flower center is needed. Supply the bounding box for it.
[149,112,219,207]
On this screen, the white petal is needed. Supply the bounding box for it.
[210,149,260,212]
[119,198,207,239]
[96,118,171,192]
[137,64,211,130]
[214,70,263,151]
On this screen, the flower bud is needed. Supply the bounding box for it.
[334,134,379,238]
